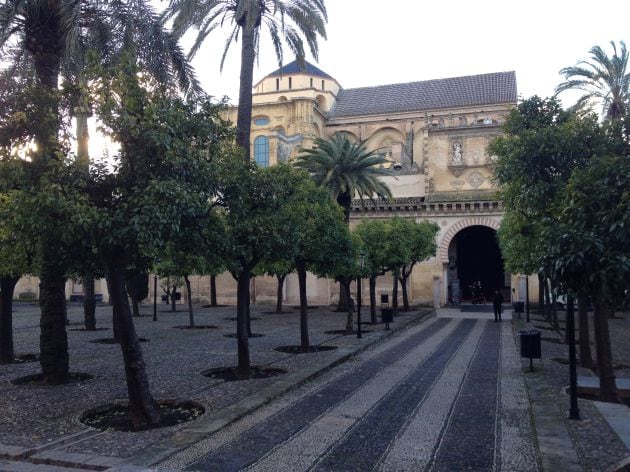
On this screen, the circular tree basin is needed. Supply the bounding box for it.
[223,317,261,321]
[324,329,373,336]
[11,372,94,386]
[69,327,109,332]
[274,345,338,354]
[172,325,218,330]
[223,333,264,338]
[551,357,583,366]
[80,399,205,432]
[10,353,39,364]
[201,366,286,382]
[565,386,630,407]
[542,337,579,344]
[90,338,149,344]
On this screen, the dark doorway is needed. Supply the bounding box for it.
[449,226,505,301]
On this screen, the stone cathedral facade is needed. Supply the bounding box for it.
[15,61,522,307]
[220,61,519,307]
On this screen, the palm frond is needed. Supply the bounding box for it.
[556,41,630,120]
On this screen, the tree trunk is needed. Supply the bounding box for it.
[392,270,399,314]
[399,274,410,311]
[236,26,256,163]
[344,280,353,333]
[31,45,67,383]
[33,49,61,151]
[83,275,96,330]
[578,294,593,369]
[105,263,161,428]
[296,263,310,351]
[236,271,251,378]
[551,291,559,331]
[369,276,377,325]
[184,275,194,328]
[537,273,544,315]
[334,193,352,314]
[131,296,140,317]
[210,275,217,306]
[592,296,618,402]
[0,277,19,364]
[112,305,121,343]
[246,281,252,337]
[276,274,286,313]
[543,278,551,322]
[336,280,350,312]
[171,285,177,312]
[39,241,69,385]
[76,112,90,169]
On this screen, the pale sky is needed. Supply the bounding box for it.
[172,0,630,109]
[91,1,630,157]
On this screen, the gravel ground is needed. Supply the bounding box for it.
[1,301,420,459]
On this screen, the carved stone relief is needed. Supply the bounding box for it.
[467,171,486,188]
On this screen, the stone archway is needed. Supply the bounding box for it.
[439,217,500,264]
[438,217,502,305]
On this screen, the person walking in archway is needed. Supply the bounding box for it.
[493,289,504,322]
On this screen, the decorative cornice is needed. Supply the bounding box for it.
[350,197,503,217]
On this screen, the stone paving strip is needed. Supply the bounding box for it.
[158,317,444,470]
[181,318,455,471]
[497,319,540,472]
[246,320,464,472]
[513,317,583,472]
[310,320,476,472]
[593,401,630,452]
[429,321,500,471]
[378,321,486,471]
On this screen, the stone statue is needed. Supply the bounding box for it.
[453,142,462,163]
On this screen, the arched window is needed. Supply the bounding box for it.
[254,136,269,167]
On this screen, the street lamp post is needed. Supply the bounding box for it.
[357,251,365,339]
[153,275,158,322]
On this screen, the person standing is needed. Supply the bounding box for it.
[493,289,504,322]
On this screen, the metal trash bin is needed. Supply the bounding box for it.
[518,329,541,371]
[381,308,394,329]
[513,301,524,314]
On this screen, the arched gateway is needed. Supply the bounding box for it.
[439,218,507,304]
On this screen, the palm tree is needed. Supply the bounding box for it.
[556,41,630,119]
[294,133,393,223]
[294,133,392,313]
[165,0,328,162]
[0,0,198,427]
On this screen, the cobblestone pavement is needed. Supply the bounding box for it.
[0,302,431,470]
[4,302,630,471]
[160,317,539,471]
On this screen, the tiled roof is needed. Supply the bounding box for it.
[329,72,517,118]
[267,59,334,80]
